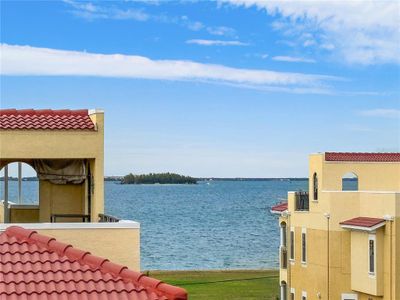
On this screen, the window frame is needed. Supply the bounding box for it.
[301,228,307,265]
[289,227,295,261]
[302,290,307,300]
[290,288,295,300]
[368,234,376,277]
[312,172,318,201]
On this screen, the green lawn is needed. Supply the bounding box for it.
[147,270,280,300]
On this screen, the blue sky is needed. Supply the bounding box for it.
[1,0,399,177]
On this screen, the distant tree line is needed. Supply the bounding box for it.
[122,173,197,184]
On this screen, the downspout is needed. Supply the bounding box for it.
[87,161,92,222]
[384,215,394,300]
[324,213,331,300]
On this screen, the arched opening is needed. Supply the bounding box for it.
[280,221,287,247]
[280,222,287,269]
[313,172,318,200]
[0,162,39,204]
[280,281,287,300]
[342,172,358,191]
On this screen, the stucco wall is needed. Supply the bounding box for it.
[38,227,140,271]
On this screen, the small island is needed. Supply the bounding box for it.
[122,172,197,184]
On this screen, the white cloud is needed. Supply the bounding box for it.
[1,44,340,93]
[207,26,236,37]
[223,0,400,65]
[186,39,248,46]
[359,109,400,118]
[272,56,316,63]
[64,0,149,21]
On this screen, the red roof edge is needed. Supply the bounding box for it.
[0,109,89,116]
[339,217,386,228]
[325,152,400,162]
[4,226,188,300]
[270,202,288,213]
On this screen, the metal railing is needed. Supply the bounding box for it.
[98,213,120,223]
[295,191,309,211]
[51,213,91,223]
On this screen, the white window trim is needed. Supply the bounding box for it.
[341,293,358,300]
[301,228,307,265]
[290,288,295,299]
[368,234,376,277]
[289,226,295,262]
[280,223,287,248]
[302,290,307,300]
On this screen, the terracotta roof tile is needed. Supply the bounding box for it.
[340,217,385,228]
[0,226,187,300]
[0,109,95,130]
[325,152,400,162]
[270,202,288,213]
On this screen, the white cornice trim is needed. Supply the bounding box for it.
[88,109,104,115]
[340,222,385,232]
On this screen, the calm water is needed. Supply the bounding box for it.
[1,180,308,270]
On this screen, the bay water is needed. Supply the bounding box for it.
[1,180,308,270]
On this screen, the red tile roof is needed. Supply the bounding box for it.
[0,109,95,130]
[340,217,386,228]
[325,152,400,162]
[270,202,288,213]
[0,226,187,300]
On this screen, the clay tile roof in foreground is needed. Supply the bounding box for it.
[0,109,96,130]
[325,152,400,162]
[340,217,386,231]
[0,226,187,300]
[270,202,288,214]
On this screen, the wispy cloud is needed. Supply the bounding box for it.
[186,39,248,46]
[223,0,400,65]
[63,0,149,21]
[207,26,236,37]
[1,44,341,94]
[359,109,400,118]
[64,1,237,39]
[272,56,316,63]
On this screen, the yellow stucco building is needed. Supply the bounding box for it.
[271,152,400,300]
[0,108,140,270]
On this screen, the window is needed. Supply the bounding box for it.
[302,291,307,300]
[369,235,376,275]
[301,228,307,264]
[313,172,318,200]
[280,281,287,300]
[341,294,358,300]
[342,172,358,191]
[290,288,295,300]
[290,227,295,260]
[280,222,287,248]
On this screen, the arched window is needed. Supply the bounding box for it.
[280,281,287,300]
[342,172,358,191]
[0,162,39,204]
[280,222,287,247]
[313,173,318,200]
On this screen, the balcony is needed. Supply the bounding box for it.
[295,191,309,211]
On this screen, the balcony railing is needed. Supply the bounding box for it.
[98,213,120,222]
[295,191,309,211]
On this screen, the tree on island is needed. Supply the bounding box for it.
[122,172,197,184]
